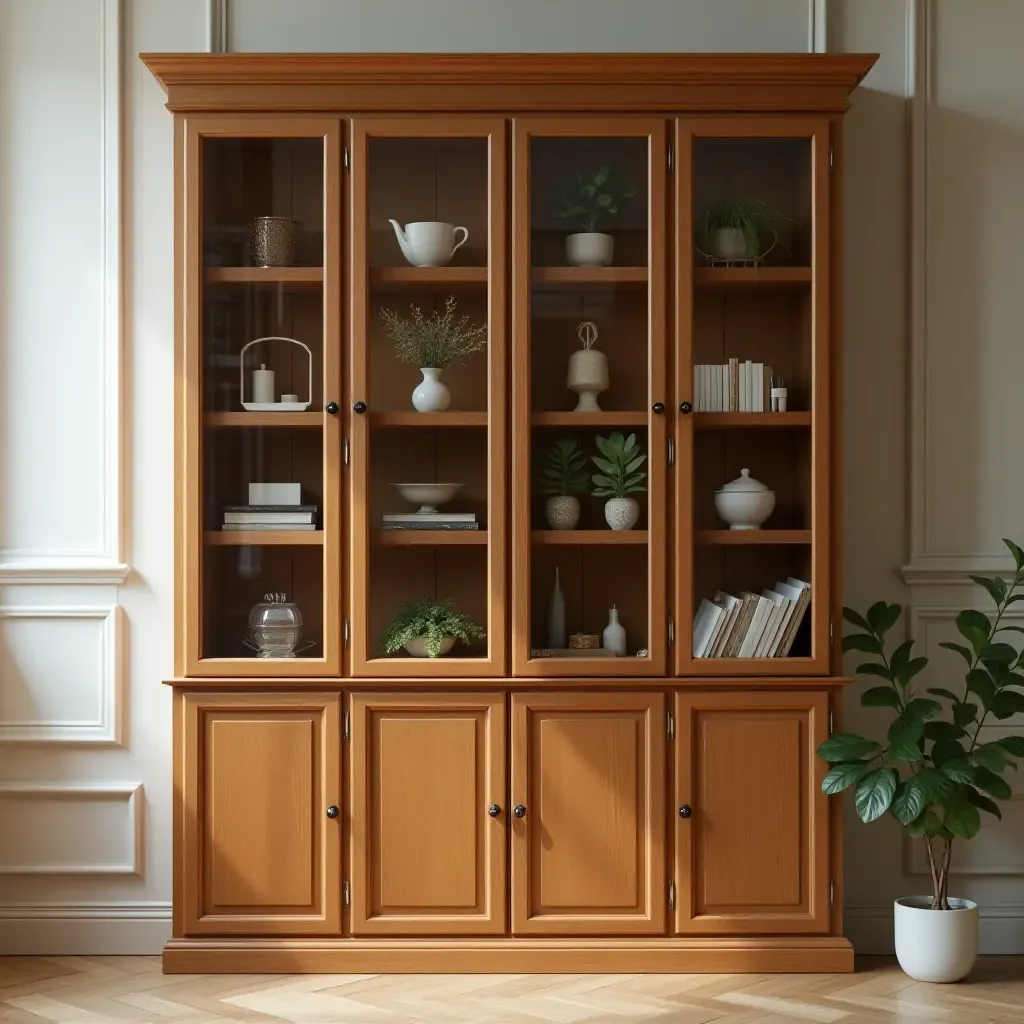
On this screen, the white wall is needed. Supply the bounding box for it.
[0,0,1020,955]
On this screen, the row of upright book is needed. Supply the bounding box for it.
[693,359,773,412]
[692,578,810,659]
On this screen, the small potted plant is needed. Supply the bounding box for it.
[818,537,1024,983]
[591,431,646,530]
[554,166,635,267]
[540,438,589,530]
[699,196,793,265]
[380,598,485,658]
[379,295,488,412]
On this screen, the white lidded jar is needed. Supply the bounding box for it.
[714,468,776,530]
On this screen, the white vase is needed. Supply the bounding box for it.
[604,497,639,531]
[411,367,450,412]
[566,232,613,267]
[709,226,750,262]
[545,496,580,530]
[567,348,610,412]
[548,567,566,648]
[894,897,978,983]
[602,605,626,655]
[403,635,456,658]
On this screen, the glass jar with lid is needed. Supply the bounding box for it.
[246,593,308,658]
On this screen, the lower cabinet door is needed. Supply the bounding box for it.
[674,690,830,934]
[349,693,506,935]
[511,692,666,935]
[180,691,342,936]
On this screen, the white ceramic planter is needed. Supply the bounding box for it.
[403,635,456,658]
[566,232,613,267]
[412,367,450,412]
[545,495,581,530]
[894,897,978,983]
[709,226,750,262]
[604,497,640,531]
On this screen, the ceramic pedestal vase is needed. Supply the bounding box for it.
[602,605,627,655]
[566,232,613,267]
[548,568,566,648]
[545,495,580,530]
[604,497,639,531]
[412,367,450,412]
[894,897,979,983]
[567,321,610,412]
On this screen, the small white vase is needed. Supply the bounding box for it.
[709,226,750,262]
[567,348,610,412]
[602,605,626,655]
[411,367,450,413]
[604,497,639,531]
[545,496,580,530]
[566,232,613,267]
[894,897,978,983]
[403,635,456,658]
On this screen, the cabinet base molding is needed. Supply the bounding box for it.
[162,936,854,974]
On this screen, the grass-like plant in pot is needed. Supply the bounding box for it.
[380,598,485,658]
[554,166,635,268]
[591,431,646,531]
[379,295,488,412]
[818,538,1024,982]
[540,438,590,530]
[699,196,793,266]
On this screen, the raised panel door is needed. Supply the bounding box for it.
[511,692,665,935]
[674,690,829,934]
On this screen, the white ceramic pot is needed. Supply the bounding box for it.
[411,367,450,412]
[709,226,750,262]
[545,495,580,530]
[714,468,776,530]
[604,497,640,531]
[566,232,613,267]
[403,635,456,658]
[894,897,978,983]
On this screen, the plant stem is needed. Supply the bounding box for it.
[939,839,952,910]
[925,837,940,908]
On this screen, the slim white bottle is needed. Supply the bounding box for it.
[548,567,566,649]
[603,604,627,655]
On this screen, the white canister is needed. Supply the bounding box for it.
[252,363,275,405]
[567,349,610,412]
[714,468,776,530]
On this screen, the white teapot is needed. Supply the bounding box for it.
[389,220,469,267]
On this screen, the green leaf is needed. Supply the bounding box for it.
[924,720,966,742]
[953,702,979,729]
[817,733,883,762]
[927,687,961,701]
[843,633,882,655]
[939,641,974,666]
[967,669,997,706]
[843,607,872,632]
[995,626,1024,638]
[931,738,968,766]
[890,639,914,678]
[897,657,929,687]
[985,658,1011,685]
[907,808,943,838]
[973,766,1012,800]
[1004,537,1024,571]
[861,686,901,708]
[914,766,955,803]
[888,730,924,763]
[965,787,1003,820]
[970,574,1007,605]
[891,777,927,825]
[957,609,992,654]
[941,758,978,785]
[990,689,1024,720]
[855,768,898,823]
[995,735,1024,757]
[890,716,924,744]
[983,643,1019,664]
[903,698,943,724]
[821,762,871,795]
[973,742,1015,773]
[867,601,902,637]
[857,663,894,681]
[944,797,982,840]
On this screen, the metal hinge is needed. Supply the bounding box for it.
[829,145,834,171]
[668,437,675,466]
[343,709,350,740]
[668,617,675,645]
[343,618,350,648]
[829,878,835,906]
[344,145,350,172]
[343,880,351,908]
[668,145,674,171]
[668,879,676,910]
[829,618,834,647]
[343,438,349,465]
[667,710,675,739]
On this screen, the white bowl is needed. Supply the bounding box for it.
[714,488,776,530]
[391,482,463,514]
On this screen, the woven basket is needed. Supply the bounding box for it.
[569,633,600,650]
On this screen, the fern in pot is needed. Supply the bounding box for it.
[540,438,590,530]
[699,196,793,265]
[380,598,485,658]
[818,538,1024,982]
[591,432,646,530]
[554,166,635,267]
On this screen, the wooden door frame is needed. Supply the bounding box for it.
[510,117,668,677]
[179,114,343,677]
[347,117,509,677]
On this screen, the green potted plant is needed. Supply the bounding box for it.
[699,196,793,265]
[591,431,646,530]
[540,438,590,530]
[818,538,1024,982]
[379,295,488,413]
[379,598,485,658]
[554,166,635,267]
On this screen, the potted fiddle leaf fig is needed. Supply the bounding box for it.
[554,166,635,267]
[818,537,1024,983]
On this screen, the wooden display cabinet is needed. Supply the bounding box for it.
[149,52,875,975]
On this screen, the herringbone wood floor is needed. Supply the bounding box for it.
[0,956,1021,1023]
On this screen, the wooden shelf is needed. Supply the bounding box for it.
[372,411,488,428]
[532,530,648,545]
[695,530,812,546]
[532,267,647,289]
[205,412,322,428]
[375,530,487,546]
[531,411,649,428]
[694,412,812,430]
[206,531,324,546]
[204,266,323,286]
[371,266,488,289]
[694,267,811,288]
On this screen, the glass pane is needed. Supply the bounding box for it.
[201,136,326,661]
[366,137,491,662]
[528,136,651,661]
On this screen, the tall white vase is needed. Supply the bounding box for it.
[548,567,566,649]
[602,605,627,655]
[411,367,450,412]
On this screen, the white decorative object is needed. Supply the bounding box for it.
[708,227,748,262]
[391,482,464,514]
[894,897,978,983]
[249,483,301,506]
[548,568,566,648]
[412,367,451,412]
[280,393,299,404]
[389,220,469,267]
[604,497,640,531]
[567,321,610,412]
[252,363,275,404]
[770,385,788,412]
[714,468,776,530]
[240,337,312,412]
[566,231,613,267]
[404,636,456,658]
[602,605,626,655]
[545,495,580,530]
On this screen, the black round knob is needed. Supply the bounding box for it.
[325,401,339,414]
[326,805,339,819]
[652,402,665,414]
[353,401,367,415]
[488,803,501,818]
[678,805,692,819]
[513,804,527,818]
[679,401,693,415]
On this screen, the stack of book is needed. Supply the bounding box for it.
[222,504,317,531]
[692,578,811,659]
[380,512,479,531]
[693,358,773,412]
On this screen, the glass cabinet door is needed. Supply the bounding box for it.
[674,118,831,676]
[183,118,342,676]
[511,119,668,676]
[348,119,507,676]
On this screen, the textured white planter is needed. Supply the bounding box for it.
[894,897,978,983]
[545,495,581,530]
[709,226,750,262]
[604,497,640,531]
[566,232,613,267]
[411,367,450,412]
[403,636,456,658]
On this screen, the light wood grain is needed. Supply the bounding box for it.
[531,411,648,427]
[205,411,322,428]
[370,265,488,288]
[531,529,648,545]
[371,410,488,428]
[531,266,647,288]
[205,265,323,285]
[204,530,324,546]
[695,529,812,546]
[695,411,812,429]
[374,530,488,546]
[694,266,811,288]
